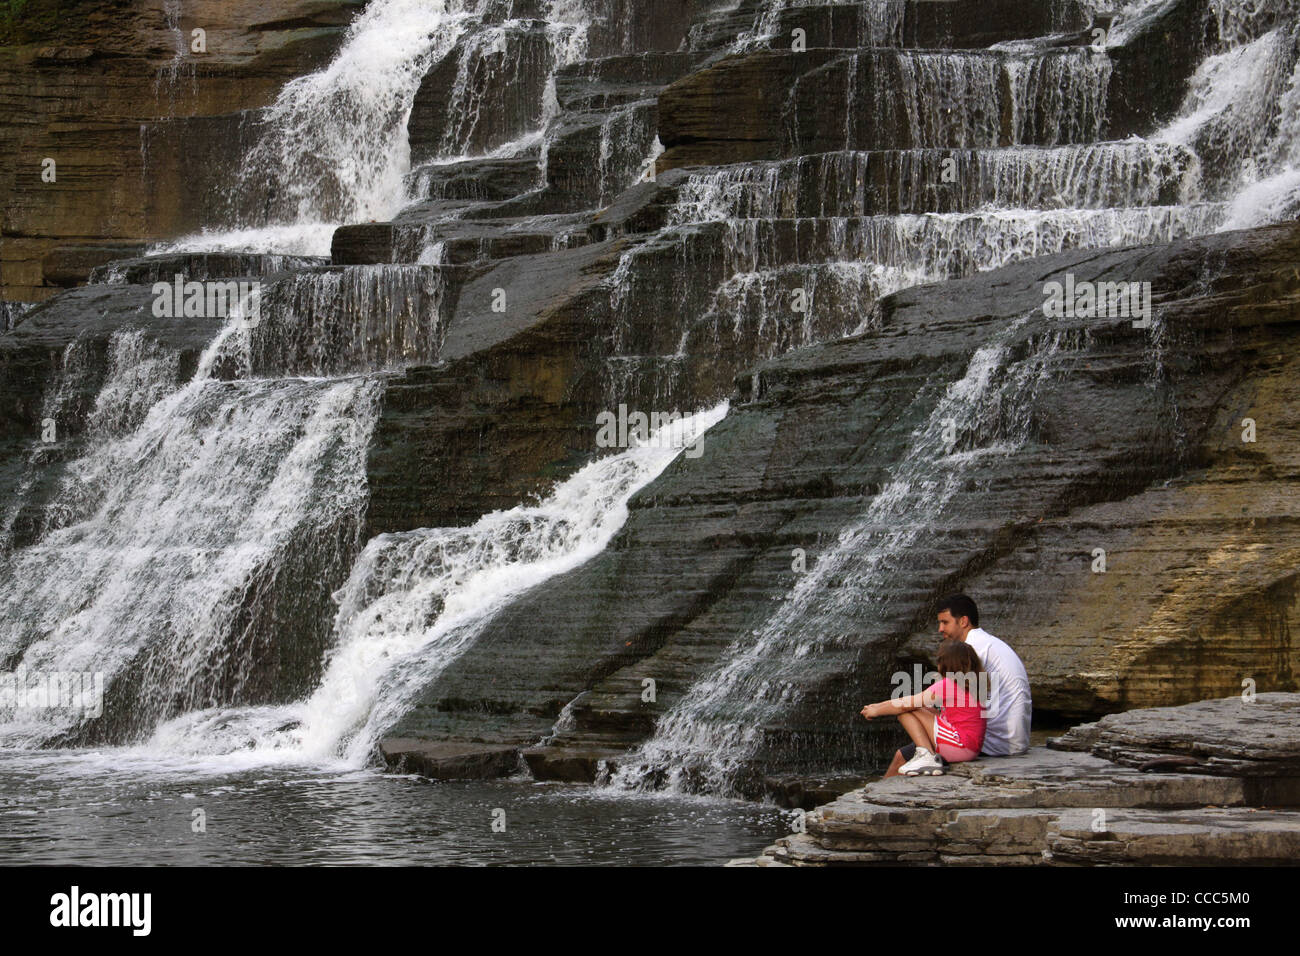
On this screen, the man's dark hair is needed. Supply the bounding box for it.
[937,593,979,628]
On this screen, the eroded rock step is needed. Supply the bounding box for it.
[87,252,329,285]
[408,19,554,164]
[689,0,1094,52]
[335,209,596,266]
[406,153,543,204]
[657,46,1118,170]
[667,143,1199,220]
[774,0,1096,50]
[554,51,718,113]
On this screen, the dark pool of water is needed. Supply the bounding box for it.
[0,751,788,866]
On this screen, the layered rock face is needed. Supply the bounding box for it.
[0,0,361,301]
[2,0,1299,789]
[741,695,1300,866]
[389,221,1300,791]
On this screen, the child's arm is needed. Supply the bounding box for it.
[860,682,943,719]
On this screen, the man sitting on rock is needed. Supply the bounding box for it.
[882,593,1033,777]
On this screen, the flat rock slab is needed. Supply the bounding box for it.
[378,739,521,780]
[1049,807,1300,864]
[1051,693,1300,776]
[747,696,1300,865]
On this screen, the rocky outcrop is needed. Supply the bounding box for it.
[0,0,361,301]
[739,694,1300,865]
[383,220,1300,787]
[378,738,522,779]
[1051,693,1300,780]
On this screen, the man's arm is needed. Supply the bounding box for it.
[1005,692,1033,753]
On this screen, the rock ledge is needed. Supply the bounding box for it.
[736,695,1300,866]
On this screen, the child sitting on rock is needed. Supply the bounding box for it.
[860,639,987,776]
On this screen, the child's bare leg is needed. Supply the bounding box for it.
[884,750,907,777]
[898,709,937,752]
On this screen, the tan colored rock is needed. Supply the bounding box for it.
[1,1,362,301]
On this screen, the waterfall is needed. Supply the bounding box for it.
[0,337,100,554]
[1,301,34,332]
[0,321,383,747]
[1153,31,1295,189]
[588,0,1300,795]
[669,144,1198,223]
[611,322,1069,794]
[128,404,727,768]
[235,0,481,229]
[227,267,450,378]
[153,0,598,256]
[6,0,1299,800]
[731,0,906,51]
[1215,30,1300,228]
[153,0,193,110]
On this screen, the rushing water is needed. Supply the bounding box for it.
[153,0,598,256]
[613,321,1071,794]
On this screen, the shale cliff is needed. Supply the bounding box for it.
[1,0,1298,789]
[0,0,362,301]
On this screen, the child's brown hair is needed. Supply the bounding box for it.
[936,639,983,681]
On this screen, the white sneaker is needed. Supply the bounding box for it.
[900,747,945,776]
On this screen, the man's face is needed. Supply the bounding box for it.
[937,610,971,641]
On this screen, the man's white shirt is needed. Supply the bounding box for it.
[962,626,1032,756]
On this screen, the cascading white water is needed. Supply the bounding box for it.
[1204,24,1300,229]
[1218,60,1300,229]
[611,322,1068,793]
[0,321,383,747]
[238,267,450,377]
[633,0,1294,390]
[7,0,1298,800]
[132,404,727,768]
[157,0,599,256]
[669,144,1199,222]
[1154,31,1294,182]
[236,0,482,228]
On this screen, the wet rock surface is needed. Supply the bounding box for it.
[387,221,1300,784]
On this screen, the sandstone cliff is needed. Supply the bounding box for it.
[0,0,361,301]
